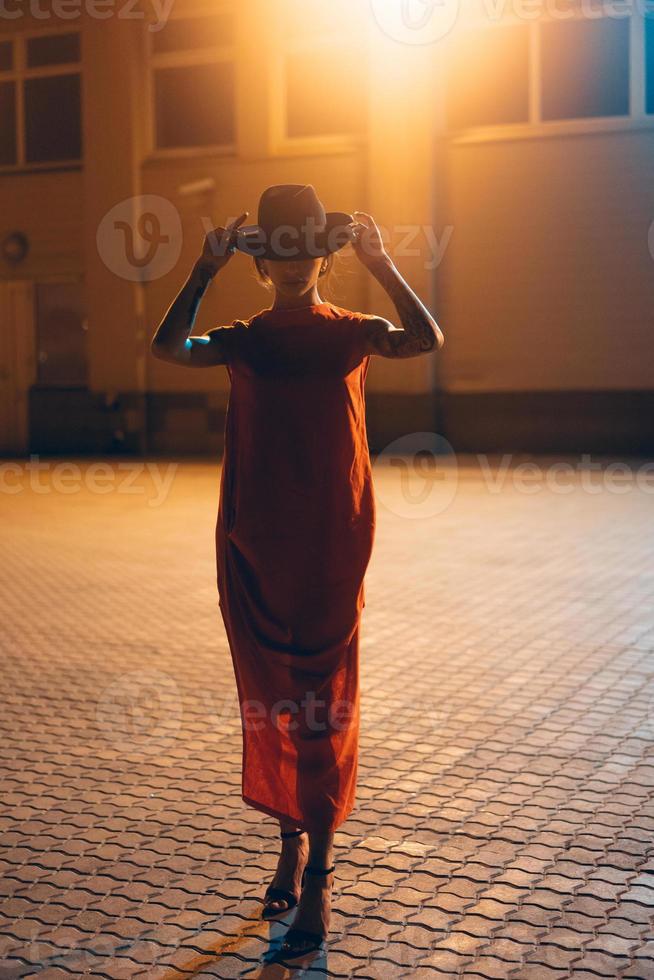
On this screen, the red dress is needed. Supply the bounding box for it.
[211,300,376,832]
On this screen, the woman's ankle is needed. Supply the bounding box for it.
[279,820,304,835]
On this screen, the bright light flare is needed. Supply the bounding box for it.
[368,0,464,47]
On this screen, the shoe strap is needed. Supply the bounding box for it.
[304,864,335,876]
[280,829,305,839]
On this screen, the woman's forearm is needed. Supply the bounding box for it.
[150,260,215,362]
[369,256,443,355]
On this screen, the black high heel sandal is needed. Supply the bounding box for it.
[261,829,308,920]
[279,863,335,959]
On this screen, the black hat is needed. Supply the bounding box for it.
[234,184,355,261]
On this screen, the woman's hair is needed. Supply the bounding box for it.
[252,252,340,300]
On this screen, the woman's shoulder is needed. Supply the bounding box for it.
[205,308,269,335]
[213,303,380,328]
[234,302,377,323]
[321,302,378,322]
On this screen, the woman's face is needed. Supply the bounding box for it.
[261,257,324,299]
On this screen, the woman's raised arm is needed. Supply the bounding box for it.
[150,212,248,368]
[351,210,444,359]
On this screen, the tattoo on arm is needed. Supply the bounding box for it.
[151,262,217,362]
[187,265,214,328]
[367,309,438,358]
[366,259,443,359]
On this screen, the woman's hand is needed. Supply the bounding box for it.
[195,211,249,278]
[351,211,391,270]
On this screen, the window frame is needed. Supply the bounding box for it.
[0,27,82,174]
[270,33,368,156]
[145,4,237,160]
[447,6,653,145]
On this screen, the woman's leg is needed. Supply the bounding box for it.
[264,819,309,914]
[280,818,304,834]
[283,828,335,949]
[307,830,334,869]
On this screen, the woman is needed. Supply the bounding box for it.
[151,184,443,962]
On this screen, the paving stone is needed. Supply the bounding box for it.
[417,947,474,973]
[504,899,560,932]
[571,949,635,974]
[540,926,591,952]
[511,967,569,979]
[447,913,505,940]
[404,906,456,932]
[345,916,399,945]
[617,901,653,925]
[435,929,488,956]
[520,944,586,973]
[464,953,523,977]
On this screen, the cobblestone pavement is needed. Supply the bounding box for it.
[1,454,654,979]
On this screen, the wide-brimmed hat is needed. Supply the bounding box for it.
[234,184,355,261]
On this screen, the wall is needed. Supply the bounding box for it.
[436,127,654,451]
[442,130,654,391]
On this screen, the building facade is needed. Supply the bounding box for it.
[1,0,653,456]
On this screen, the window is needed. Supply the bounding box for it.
[0,30,81,170]
[447,8,652,136]
[647,11,654,114]
[285,45,367,138]
[26,32,80,68]
[149,12,235,152]
[25,74,81,162]
[154,62,234,148]
[446,24,529,130]
[279,0,367,143]
[0,81,17,166]
[541,16,629,120]
[0,39,12,71]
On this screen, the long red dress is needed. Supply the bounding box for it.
[211,300,376,832]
